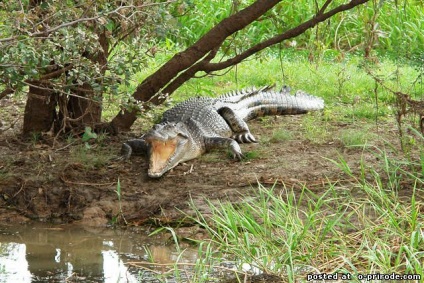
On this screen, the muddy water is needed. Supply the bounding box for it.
[0,223,198,282]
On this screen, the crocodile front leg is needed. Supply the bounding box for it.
[204,136,244,160]
[119,138,150,160]
[218,107,257,143]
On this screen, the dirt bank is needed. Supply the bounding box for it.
[0,113,404,226]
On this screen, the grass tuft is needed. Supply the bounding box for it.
[268,129,293,144]
[69,144,114,170]
[339,128,374,147]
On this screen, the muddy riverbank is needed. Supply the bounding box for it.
[0,113,403,227]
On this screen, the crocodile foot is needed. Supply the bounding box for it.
[232,132,257,143]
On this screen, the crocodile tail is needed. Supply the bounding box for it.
[235,88,325,121]
[218,85,275,103]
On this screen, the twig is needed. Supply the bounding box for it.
[317,0,334,16]
[0,117,20,133]
[12,181,26,199]
[60,175,116,187]
[23,81,95,102]
[54,140,78,152]
[39,64,74,80]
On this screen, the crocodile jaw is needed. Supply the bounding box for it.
[143,121,201,178]
[148,139,178,178]
[147,136,191,178]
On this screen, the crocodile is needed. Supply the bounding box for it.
[120,86,324,178]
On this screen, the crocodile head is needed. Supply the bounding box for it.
[143,122,195,178]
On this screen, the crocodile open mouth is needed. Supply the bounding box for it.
[148,139,178,177]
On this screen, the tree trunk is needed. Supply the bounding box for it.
[23,81,57,136]
[22,29,108,136]
[67,83,102,130]
[22,80,103,136]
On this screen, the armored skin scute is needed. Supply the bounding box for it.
[120,86,324,178]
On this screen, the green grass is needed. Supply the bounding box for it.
[339,128,375,147]
[241,150,260,161]
[104,52,422,125]
[69,144,113,170]
[302,113,331,144]
[268,129,293,144]
[164,146,422,283]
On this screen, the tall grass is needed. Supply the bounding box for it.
[134,142,423,282]
[171,0,424,57]
[184,146,423,282]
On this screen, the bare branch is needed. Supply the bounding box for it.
[0,88,15,100]
[203,0,370,72]
[317,0,334,16]
[110,0,283,130]
[23,81,95,102]
[160,46,222,100]
[39,64,74,80]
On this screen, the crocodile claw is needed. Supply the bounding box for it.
[229,140,244,161]
[233,151,244,161]
[233,132,257,144]
[118,143,133,161]
[112,155,126,162]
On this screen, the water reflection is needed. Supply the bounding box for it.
[0,224,196,282]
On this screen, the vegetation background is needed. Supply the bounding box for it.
[1,0,424,135]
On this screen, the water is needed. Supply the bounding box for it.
[0,224,197,282]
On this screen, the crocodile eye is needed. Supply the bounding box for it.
[177,133,189,139]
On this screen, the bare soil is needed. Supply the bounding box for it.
[0,105,411,227]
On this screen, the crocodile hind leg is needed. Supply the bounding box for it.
[218,107,257,143]
[204,136,244,160]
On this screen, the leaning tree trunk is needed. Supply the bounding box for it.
[109,0,370,132]
[109,0,283,132]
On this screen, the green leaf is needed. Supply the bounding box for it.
[105,20,115,32]
[40,2,49,10]
[82,127,98,142]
